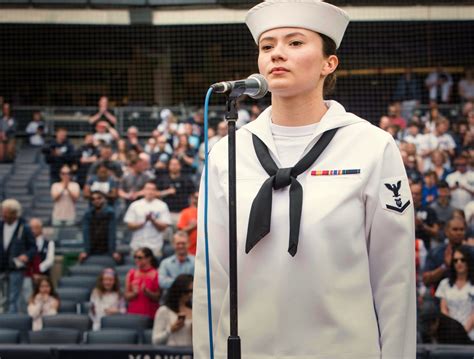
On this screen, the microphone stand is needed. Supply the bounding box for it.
[225,93,241,359]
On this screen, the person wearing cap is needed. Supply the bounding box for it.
[193,1,416,358]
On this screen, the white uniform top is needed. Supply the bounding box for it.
[193,100,416,359]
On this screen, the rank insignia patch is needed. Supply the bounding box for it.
[380,176,411,214]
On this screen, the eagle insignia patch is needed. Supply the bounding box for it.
[380,176,411,214]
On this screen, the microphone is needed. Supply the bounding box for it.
[211,74,268,99]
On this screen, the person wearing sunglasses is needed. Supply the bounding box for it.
[50,164,80,226]
[435,245,474,340]
[125,247,160,319]
[152,274,193,347]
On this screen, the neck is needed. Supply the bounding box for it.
[271,90,327,127]
[457,273,468,281]
[176,253,187,262]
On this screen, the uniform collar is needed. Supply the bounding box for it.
[243,100,366,166]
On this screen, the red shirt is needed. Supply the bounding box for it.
[177,206,198,255]
[126,267,159,319]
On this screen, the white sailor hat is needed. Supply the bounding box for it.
[245,0,350,49]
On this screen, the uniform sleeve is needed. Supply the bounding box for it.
[193,148,229,359]
[364,135,416,359]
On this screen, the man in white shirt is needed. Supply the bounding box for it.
[446,154,474,210]
[124,181,171,258]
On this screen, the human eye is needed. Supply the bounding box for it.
[289,40,303,47]
[259,42,273,51]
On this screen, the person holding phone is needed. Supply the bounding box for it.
[152,274,193,346]
[193,0,416,358]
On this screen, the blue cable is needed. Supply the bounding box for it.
[204,87,214,359]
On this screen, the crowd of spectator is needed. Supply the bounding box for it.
[0,66,472,348]
[384,67,474,344]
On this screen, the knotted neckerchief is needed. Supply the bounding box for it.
[245,128,338,256]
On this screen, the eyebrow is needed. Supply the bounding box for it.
[259,32,307,44]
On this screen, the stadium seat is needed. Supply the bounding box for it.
[68,264,105,277]
[28,328,82,344]
[101,313,152,331]
[58,275,98,290]
[115,265,133,276]
[0,328,20,344]
[0,314,32,342]
[58,299,79,313]
[143,328,152,344]
[83,255,117,267]
[42,314,92,333]
[57,287,91,302]
[85,329,139,344]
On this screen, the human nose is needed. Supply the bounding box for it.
[271,42,287,62]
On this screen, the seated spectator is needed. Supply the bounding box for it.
[43,127,75,183]
[51,165,80,226]
[151,135,173,175]
[83,163,118,205]
[89,268,126,330]
[159,231,195,291]
[173,135,196,174]
[124,181,171,258]
[422,171,438,206]
[25,111,46,146]
[89,96,117,127]
[423,217,467,290]
[144,137,159,155]
[458,68,474,103]
[177,192,198,255]
[80,191,120,263]
[125,247,160,319]
[403,122,424,150]
[93,121,119,145]
[27,277,59,331]
[0,199,36,313]
[125,126,144,153]
[23,218,55,309]
[111,139,128,165]
[436,245,474,340]
[425,66,453,104]
[0,103,16,162]
[387,102,407,130]
[76,133,99,188]
[118,153,155,204]
[412,181,439,250]
[88,143,123,179]
[430,181,456,227]
[157,158,196,213]
[446,154,473,210]
[152,274,193,346]
[430,150,451,182]
[419,302,472,344]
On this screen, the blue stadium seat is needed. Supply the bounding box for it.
[58,299,80,313]
[68,264,105,277]
[57,287,91,302]
[91,0,146,5]
[59,275,98,290]
[42,314,92,333]
[85,329,139,344]
[83,255,116,267]
[0,328,20,344]
[28,328,82,344]
[0,314,32,343]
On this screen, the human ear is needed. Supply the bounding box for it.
[322,55,339,76]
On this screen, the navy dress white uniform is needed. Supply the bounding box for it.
[193,1,416,359]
